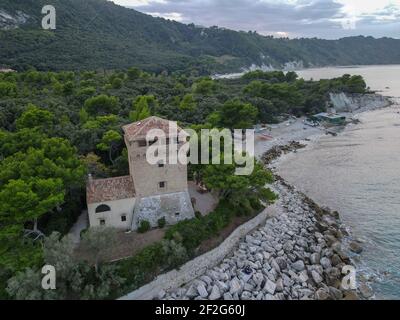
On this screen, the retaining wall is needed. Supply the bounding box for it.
[119,205,277,300]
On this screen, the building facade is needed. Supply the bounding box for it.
[86,116,195,231]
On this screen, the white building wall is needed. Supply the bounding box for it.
[88,197,136,230]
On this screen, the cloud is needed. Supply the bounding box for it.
[146,11,184,21]
[111,0,400,39]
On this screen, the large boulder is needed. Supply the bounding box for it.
[263,279,277,295]
[349,242,363,254]
[292,260,305,272]
[197,283,209,298]
[359,283,374,299]
[311,270,323,284]
[229,278,242,295]
[209,285,221,300]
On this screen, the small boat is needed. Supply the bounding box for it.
[259,132,274,141]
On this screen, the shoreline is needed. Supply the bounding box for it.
[162,168,368,300]
[258,97,398,299]
[262,143,373,300]
[160,95,393,300]
[124,94,392,301]
[258,98,400,299]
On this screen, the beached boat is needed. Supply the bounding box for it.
[258,132,274,141]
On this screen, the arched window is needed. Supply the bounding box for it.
[95,204,111,213]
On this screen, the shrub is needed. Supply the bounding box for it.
[138,220,151,233]
[157,217,166,229]
[115,242,165,292]
[80,228,88,239]
[165,200,238,254]
[161,240,188,269]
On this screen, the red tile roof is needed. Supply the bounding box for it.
[86,176,135,204]
[122,116,186,142]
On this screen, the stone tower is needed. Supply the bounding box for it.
[122,116,194,229]
[122,116,188,197]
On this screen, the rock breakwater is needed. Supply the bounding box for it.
[163,177,364,300]
[161,141,373,300]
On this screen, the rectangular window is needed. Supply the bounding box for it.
[166,138,170,145]
[121,215,127,222]
[159,181,166,188]
[138,140,147,147]
[100,219,106,226]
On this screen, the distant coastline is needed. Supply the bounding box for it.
[214,64,400,85]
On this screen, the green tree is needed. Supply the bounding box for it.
[84,95,119,115]
[129,95,156,121]
[96,130,122,164]
[6,232,124,300]
[193,78,217,95]
[80,153,110,178]
[62,81,74,96]
[111,77,123,89]
[79,108,89,124]
[0,179,64,232]
[80,227,118,273]
[127,67,142,80]
[202,159,276,207]
[0,128,45,158]
[16,104,55,132]
[179,94,197,111]
[0,138,85,193]
[6,268,57,300]
[209,99,258,129]
[346,75,367,93]
[285,71,299,82]
[0,82,17,97]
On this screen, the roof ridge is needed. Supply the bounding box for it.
[123,116,184,141]
[134,116,161,138]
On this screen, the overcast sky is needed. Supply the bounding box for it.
[111,0,400,39]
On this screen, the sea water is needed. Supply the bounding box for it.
[277,65,400,299]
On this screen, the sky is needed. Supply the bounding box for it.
[110,0,400,39]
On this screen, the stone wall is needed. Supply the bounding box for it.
[126,137,188,198]
[132,191,195,230]
[120,205,276,300]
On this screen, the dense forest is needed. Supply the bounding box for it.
[0,66,367,299]
[1,0,400,74]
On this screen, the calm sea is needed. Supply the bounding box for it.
[278,65,400,299]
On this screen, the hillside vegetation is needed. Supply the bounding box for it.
[1,0,400,74]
